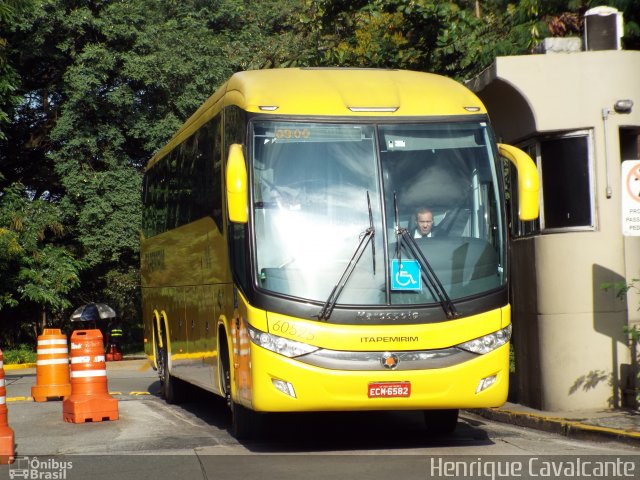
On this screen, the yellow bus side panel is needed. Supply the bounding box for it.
[141,216,232,391]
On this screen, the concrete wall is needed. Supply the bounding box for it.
[470,50,640,411]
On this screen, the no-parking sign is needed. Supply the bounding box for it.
[622,160,640,236]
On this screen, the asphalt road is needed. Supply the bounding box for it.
[0,360,638,480]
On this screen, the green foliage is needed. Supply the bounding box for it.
[1,0,314,344]
[604,278,640,401]
[625,323,640,402]
[0,226,21,308]
[0,1,35,140]
[602,278,639,303]
[306,0,640,78]
[0,183,82,317]
[626,324,640,345]
[210,0,311,69]
[100,266,141,347]
[2,344,36,364]
[305,0,540,79]
[17,244,81,311]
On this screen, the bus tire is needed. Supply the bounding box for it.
[219,341,260,440]
[230,400,260,440]
[424,409,459,435]
[155,328,185,405]
[223,369,259,440]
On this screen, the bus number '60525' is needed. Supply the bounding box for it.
[270,321,315,342]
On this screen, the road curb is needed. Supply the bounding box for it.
[4,363,36,370]
[471,407,640,446]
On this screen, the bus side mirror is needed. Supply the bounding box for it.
[226,143,248,224]
[498,143,540,221]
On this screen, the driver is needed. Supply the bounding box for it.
[414,208,437,238]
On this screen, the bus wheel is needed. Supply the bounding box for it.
[221,354,259,440]
[155,330,184,404]
[424,409,459,435]
[230,399,260,440]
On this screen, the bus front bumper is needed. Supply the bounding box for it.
[240,342,510,412]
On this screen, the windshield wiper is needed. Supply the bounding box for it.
[318,192,376,321]
[393,192,458,320]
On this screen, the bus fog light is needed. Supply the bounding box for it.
[272,378,296,398]
[476,374,497,393]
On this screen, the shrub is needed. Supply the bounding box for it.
[2,344,36,364]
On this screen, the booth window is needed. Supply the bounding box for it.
[510,130,594,237]
[620,128,640,161]
[540,131,594,230]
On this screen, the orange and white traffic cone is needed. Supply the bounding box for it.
[32,329,71,402]
[62,330,118,423]
[106,343,123,362]
[0,349,15,464]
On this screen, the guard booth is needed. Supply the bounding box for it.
[467,10,640,411]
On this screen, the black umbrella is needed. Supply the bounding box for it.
[71,303,117,322]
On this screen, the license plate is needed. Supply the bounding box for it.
[368,382,411,398]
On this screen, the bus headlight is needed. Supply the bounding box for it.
[457,324,512,355]
[247,324,319,358]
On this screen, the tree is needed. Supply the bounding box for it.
[1,0,313,345]
[0,0,35,140]
[303,0,529,79]
[0,182,82,341]
[209,0,313,69]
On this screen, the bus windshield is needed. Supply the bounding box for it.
[252,120,505,310]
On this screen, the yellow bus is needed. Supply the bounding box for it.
[141,68,539,439]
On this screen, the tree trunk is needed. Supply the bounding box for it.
[34,308,47,339]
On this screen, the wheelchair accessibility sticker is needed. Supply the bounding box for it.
[390,259,421,291]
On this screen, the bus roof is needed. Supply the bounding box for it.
[226,68,486,115]
[148,68,487,169]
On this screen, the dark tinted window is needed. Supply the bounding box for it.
[541,135,591,228]
[142,116,223,237]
